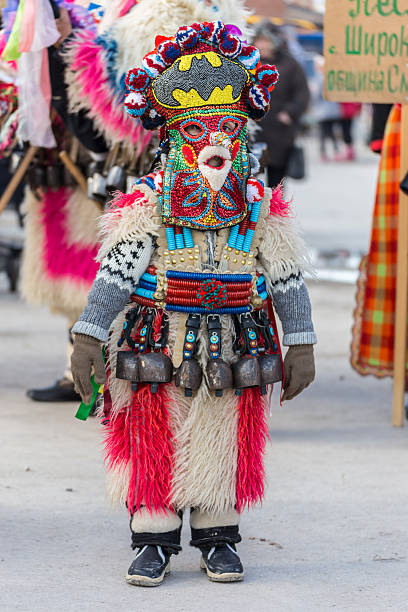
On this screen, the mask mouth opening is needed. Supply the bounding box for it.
[205,156,225,169]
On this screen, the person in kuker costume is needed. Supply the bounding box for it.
[71,21,317,587]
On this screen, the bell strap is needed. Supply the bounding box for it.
[182,313,201,360]
[207,314,222,360]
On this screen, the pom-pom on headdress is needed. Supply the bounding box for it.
[124,21,279,129]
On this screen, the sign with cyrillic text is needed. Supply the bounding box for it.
[324,0,408,102]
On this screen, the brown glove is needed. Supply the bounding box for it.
[282,344,315,402]
[71,333,106,404]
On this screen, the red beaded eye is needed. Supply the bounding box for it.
[180,120,207,141]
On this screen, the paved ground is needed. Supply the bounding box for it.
[1,140,407,611]
[287,137,379,255]
[1,281,407,612]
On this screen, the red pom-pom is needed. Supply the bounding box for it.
[176,25,199,49]
[248,84,270,111]
[238,45,260,70]
[142,52,166,78]
[157,40,181,66]
[256,64,279,91]
[201,21,226,44]
[125,68,150,92]
[124,91,148,117]
[218,31,242,58]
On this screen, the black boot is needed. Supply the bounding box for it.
[126,545,171,587]
[190,523,243,582]
[26,377,81,402]
[200,543,244,582]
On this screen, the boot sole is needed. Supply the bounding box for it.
[200,557,244,583]
[125,563,170,587]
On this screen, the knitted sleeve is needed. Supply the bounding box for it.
[72,237,153,342]
[257,208,317,347]
[72,186,160,342]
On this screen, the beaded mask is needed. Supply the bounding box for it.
[124,21,279,231]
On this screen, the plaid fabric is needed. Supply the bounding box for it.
[351,105,404,377]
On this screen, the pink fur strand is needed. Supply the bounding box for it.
[67,31,149,145]
[269,184,292,217]
[236,387,269,512]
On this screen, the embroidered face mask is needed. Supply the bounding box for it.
[123,21,279,230]
[161,109,250,229]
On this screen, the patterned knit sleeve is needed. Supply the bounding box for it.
[257,209,317,347]
[72,186,160,342]
[72,237,153,342]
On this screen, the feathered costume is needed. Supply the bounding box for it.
[73,21,316,552]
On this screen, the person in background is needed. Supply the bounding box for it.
[335,102,362,161]
[369,104,392,154]
[310,55,341,162]
[253,22,310,188]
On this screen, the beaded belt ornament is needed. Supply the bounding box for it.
[131,268,267,314]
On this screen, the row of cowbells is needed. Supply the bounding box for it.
[116,350,282,396]
[88,164,137,203]
[27,161,77,190]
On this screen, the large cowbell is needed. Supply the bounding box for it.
[206,358,233,397]
[175,358,203,397]
[258,353,282,386]
[232,354,282,396]
[116,350,173,393]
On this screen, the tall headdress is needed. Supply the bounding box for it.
[124,21,279,129]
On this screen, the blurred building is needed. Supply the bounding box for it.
[248,0,285,18]
[247,0,324,26]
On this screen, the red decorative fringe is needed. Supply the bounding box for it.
[104,408,132,473]
[236,387,269,512]
[104,382,174,514]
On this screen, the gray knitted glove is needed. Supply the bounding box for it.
[71,333,106,403]
[282,344,315,401]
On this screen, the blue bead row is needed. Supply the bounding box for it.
[175,232,185,250]
[166,270,252,282]
[141,272,157,284]
[165,227,176,251]
[227,224,240,249]
[138,279,157,291]
[182,227,194,248]
[135,287,155,300]
[242,202,262,253]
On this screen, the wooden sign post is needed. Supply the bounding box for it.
[324,0,408,426]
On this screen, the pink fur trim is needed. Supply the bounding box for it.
[99,189,150,236]
[67,31,149,145]
[42,188,99,283]
[105,382,175,513]
[107,189,147,211]
[236,386,269,512]
[269,184,292,217]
